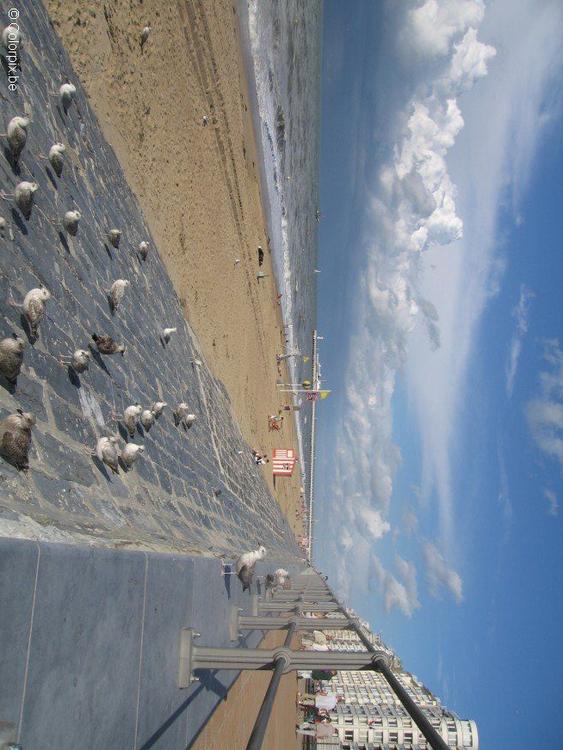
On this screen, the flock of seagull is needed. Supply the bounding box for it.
[0,24,292,580]
[222,544,290,593]
[0,49,196,475]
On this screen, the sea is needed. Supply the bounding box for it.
[237,0,323,496]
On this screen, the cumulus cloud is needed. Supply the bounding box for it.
[320,0,562,617]
[405,0,563,556]
[506,285,534,397]
[359,507,391,540]
[423,541,463,603]
[402,0,485,59]
[526,339,563,470]
[371,554,420,617]
[326,1,495,582]
[544,489,559,517]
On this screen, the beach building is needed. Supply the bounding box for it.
[311,627,478,750]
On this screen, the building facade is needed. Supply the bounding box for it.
[312,626,478,750]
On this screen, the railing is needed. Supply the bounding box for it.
[178,568,450,750]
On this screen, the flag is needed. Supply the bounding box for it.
[306,390,331,401]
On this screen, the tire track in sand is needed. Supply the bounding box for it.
[175,0,270,367]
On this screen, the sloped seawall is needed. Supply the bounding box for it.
[0,0,298,561]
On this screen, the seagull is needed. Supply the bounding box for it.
[161,327,177,343]
[0,334,26,384]
[120,443,144,468]
[59,82,77,111]
[0,409,35,470]
[123,404,142,436]
[108,279,130,312]
[4,116,30,162]
[63,210,81,236]
[2,24,22,55]
[173,403,196,427]
[91,333,125,355]
[150,401,167,419]
[273,568,289,588]
[59,348,91,374]
[1,181,39,219]
[96,436,119,473]
[140,408,155,431]
[140,25,152,49]
[23,287,51,337]
[48,143,66,176]
[222,545,267,592]
[107,229,122,248]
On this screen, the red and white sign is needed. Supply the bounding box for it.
[272,448,298,476]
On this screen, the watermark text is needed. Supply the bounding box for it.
[4,9,21,91]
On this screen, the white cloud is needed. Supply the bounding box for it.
[423,541,463,603]
[326,1,497,573]
[405,0,563,553]
[402,0,485,59]
[526,339,563,470]
[319,0,563,615]
[359,507,391,540]
[402,508,419,536]
[544,489,559,517]
[340,527,354,550]
[506,285,534,397]
[371,554,421,617]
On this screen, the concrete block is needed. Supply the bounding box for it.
[19,543,146,750]
[135,554,194,750]
[0,538,39,732]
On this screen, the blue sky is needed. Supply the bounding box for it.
[314,1,563,746]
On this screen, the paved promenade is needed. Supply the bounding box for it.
[0,0,299,561]
[0,537,305,749]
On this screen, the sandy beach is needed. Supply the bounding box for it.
[45,0,305,535]
[43,1,305,746]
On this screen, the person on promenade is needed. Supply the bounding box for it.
[296,719,338,738]
[299,691,341,711]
